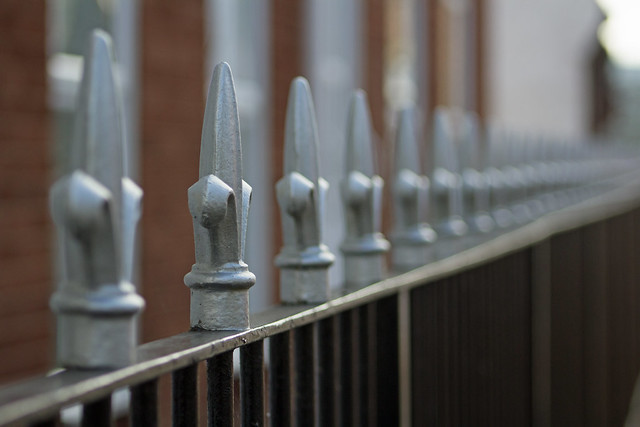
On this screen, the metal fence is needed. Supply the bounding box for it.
[1,29,640,426]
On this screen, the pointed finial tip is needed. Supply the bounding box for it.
[292,76,310,89]
[217,61,232,71]
[211,61,235,90]
[350,89,369,116]
[89,28,114,60]
[199,61,241,178]
[349,89,369,115]
[91,28,111,44]
[287,76,315,119]
[284,76,319,178]
[353,88,367,102]
[289,77,313,103]
[212,61,234,85]
[346,89,375,175]
[395,106,421,173]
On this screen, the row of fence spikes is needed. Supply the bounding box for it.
[50,30,640,369]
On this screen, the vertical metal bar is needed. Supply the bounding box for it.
[172,364,198,427]
[293,324,316,426]
[458,268,471,425]
[549,231,584,425]
[397,291,412,427]
[317,316,338,426]
[438,278,451,426]
[131,378,158,427]
[269,331,292,426]
[359,304,377,427]
[581,223,608,426]
[411,283,439,426]
[240,341,265,427]
[339,310,359,426]
[207,352,233,427]
[376,295,399,424]
[81,396,111,427]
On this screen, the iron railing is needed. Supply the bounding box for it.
[1,29,640,426]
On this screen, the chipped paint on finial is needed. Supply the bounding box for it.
[340,90,390,290]
[391,107,437,272]
[184,62,255,330]
[49,29,144,368]
[275,77,335,303]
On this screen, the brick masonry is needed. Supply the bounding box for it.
[0,0,53,384]
[140,0,205,342]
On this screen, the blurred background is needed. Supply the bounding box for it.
[0,0,638,385]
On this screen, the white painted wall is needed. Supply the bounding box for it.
[487,0,602,136]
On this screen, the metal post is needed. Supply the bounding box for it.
[184,62,255,331]
[391,107,437,272]
[275,77,335,304]
[340,90,390,290]
[503,132,533,224]
[430,108,468,257]
[485,124,515,229]
[49,30,145,368]
[459,112,494,237]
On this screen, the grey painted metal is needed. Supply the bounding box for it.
[391,107,437,272]
[4,170,640,426]
[503,132,534,224]
[537,137,560,212]
[485,125,515,228]
[48,30,144,369]
[459,112,494,235]
[340,90,390,290]
[430,108,468,257]
[521,135,546,218]
[275,77,335,303]
[184,62,255,331]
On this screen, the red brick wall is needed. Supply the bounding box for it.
[270,0,305,301]
[0,0,53,384]
[140,0,205,341]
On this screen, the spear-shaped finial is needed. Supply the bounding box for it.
[430,107,468,257]
[503,132,533,224]
[485,124,515,228]
[520,133,546,218]
[340,90,390,290]
[184,62,255,330]
[391,107,437,271]
[275,77,335,303]
[49,29,144,368]
[460,112,495,235]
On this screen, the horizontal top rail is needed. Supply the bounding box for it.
[2,171,640,425]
